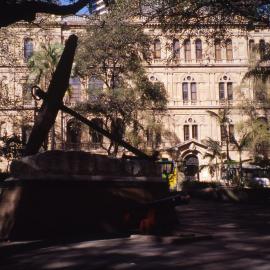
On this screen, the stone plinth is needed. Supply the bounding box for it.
[0,151,177,240]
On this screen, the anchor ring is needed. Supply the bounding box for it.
[31,85,42,101]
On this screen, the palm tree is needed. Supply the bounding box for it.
[240,119,270,162]
[207,108,231,161]
[28,43,63,89]
[201,137,226,181]
[27,43,63,150]
[230,132,252,184]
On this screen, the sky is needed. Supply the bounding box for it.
[60,0,91,15]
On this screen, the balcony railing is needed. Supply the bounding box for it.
[147,58,248,66]
[168,99,237,107]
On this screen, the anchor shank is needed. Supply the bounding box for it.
[24,35,78,156]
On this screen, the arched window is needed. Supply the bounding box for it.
[215,39,221,61]
[249,39,256,60]
[183,118,198,142]
[227,82,233,100]
[182,76,197,103]
[89,76,103,99]
[146,127,161,148]
[184,39,191,61]
[90,118,103,148]
[259,39,266,60]
[69,77,81,103]
[220,123,234,143]
[153,39,161,59]
[195,39,202,61]
[218,75,233,102]
[172,39,180,59]
[191,82,197,102]
[66,119,81,150]
[182,82,188,102]
[226,39,233,61]
[219,82,225,100]
[24,38,33,62]
[249,39,255,53]
[111,118,125,140]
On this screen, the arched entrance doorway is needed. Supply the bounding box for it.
[184,154,199,181]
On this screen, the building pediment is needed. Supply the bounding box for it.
[162,139,211,160]
[167,139,208,152]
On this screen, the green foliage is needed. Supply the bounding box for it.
[201,137,225,180]
[240,120,270,159]
[0,134,24,171]
[75,13,151,80]
[0,134,23,160]
[28,43,63,86]
[236,39,270,163]
[207,108,231,161]
[108,1,270,39]
[75,7,167,155]
[244,42,270,84]
[207,108,231,126]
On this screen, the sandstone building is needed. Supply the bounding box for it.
[0,15,268,181]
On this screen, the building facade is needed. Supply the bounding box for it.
[0,16,268,181]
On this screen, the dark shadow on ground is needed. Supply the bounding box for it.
[1,199,270,270]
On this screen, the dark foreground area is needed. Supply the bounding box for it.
[1,199,270,270]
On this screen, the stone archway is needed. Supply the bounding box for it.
[183,154,199,181]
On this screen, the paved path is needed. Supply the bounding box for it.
[1,199,270,270]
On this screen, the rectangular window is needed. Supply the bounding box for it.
[182,82,188,102]
[69,77,81,103]
[229,124,234,143]
[184,40,191,61]
[184,125,190,141]
[154,39,161,59]
[89,76,103,100]
[155,131,161,148]
[220,125,227,142]
[146,128,153,147]
[192,125,198,140]
[215,40,221,61]
[146,129,161,148]
[90,118,103,148]
[191,82,197,102]
[259,40,266,60]
[226,41,233,61]
[249,40,256,60]
[22,84,32,105]
[24,39,33,62]
[195,40,202,61]
[227,82,233,100]
[173,39,180,59]
[219,82,225,100]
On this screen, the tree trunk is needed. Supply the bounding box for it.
[239,151,243,185]
[226,127,230,161]
[215,157,219,182]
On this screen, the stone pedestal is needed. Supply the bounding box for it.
[0,151,177,240]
